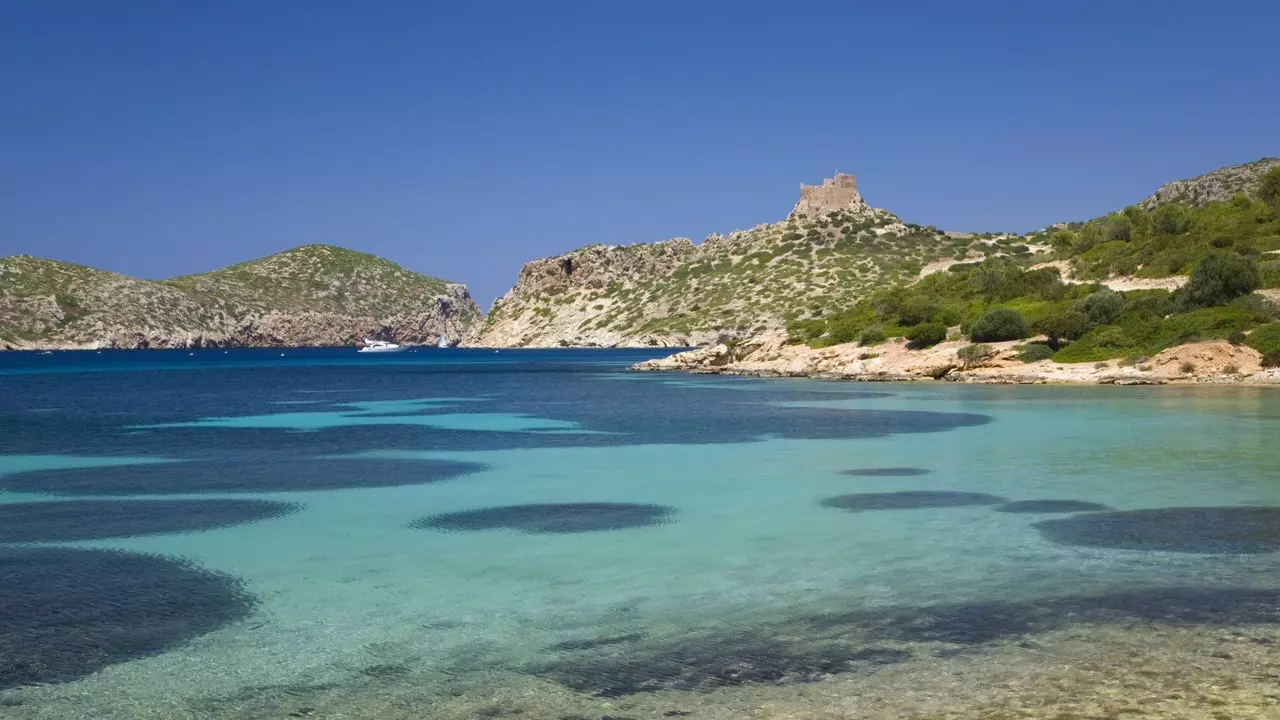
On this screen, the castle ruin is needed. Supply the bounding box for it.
[791,172,871,219]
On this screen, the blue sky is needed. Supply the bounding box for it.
[2,1,1277,306]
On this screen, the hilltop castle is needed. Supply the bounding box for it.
[791,172,871,219]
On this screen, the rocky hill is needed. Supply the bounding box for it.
[472,174,1019,347]
[1136,157,1280,210]
[0,245,481,350]
[632,156,1280,381]
[472,159,1279,348]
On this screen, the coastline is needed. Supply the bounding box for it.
[632,331,1280,386]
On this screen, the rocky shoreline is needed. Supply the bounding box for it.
[632,331,1280,386]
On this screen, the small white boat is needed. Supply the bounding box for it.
[358,339,407,354]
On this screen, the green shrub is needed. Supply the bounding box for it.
[1016,342,1054,362]
[896,296,938,326]
[1181,251,1262,308]
[1152,203,1192,235]
[1035,310,1094,346]
[1245,323,1280,366]
[1260,167,1280,215]
[1093,326,1131,348]
[1166,252,1190,274]
[826,317,863,345]
[1227,330,1246,345]
[859,326,887,346]
[1077,289,1124,324]
[906,322,947,348]
[970,308,1029,342]
[1124,291,1174,319]
[1104,214,1132,242]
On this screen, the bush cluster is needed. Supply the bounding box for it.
[1077,289,1124,323]
[970,308,1029,342]
[906,322,947,348]
[1016,342,1054,362]
[1180,251,1261,308]
[1034,310,1092,346]
[859,326,886,346]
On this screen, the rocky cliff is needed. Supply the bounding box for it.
[471,174,993,347]
[1137,157,1280,209]
[0,245,481,350]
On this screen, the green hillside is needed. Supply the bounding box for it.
[791,160,1280,364]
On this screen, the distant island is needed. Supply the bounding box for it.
[0,245,480,350]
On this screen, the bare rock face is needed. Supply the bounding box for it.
[472,239,713,348]
[1137,157,1280,210]
[507,239,696,299]
[791,173,874,219]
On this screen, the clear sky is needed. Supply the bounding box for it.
[2,1,1277,306]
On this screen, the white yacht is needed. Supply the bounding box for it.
[357,339,406,353]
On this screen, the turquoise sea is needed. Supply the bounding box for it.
[1,348,1279,719]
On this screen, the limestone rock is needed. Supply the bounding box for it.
[631,334,1280,386]
[1137,157,1280,210]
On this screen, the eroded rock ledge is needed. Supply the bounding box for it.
[632,331,1280,386]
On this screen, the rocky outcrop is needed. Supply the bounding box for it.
[471,239,726,348]
[503,240,697,299]
[633,334,1279,385]
[0,248,481,350]
[1137,157,1280,209]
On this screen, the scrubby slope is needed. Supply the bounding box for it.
[165,245,470,319]
[474,177,1026,347]
[0,245,481,350]
[0,256,225,348]
[783,159,1280,366]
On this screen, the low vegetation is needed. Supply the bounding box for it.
[1036,166,1280,281]
[1245,323,1280,366]
[788,252,1278,364]
[785,164,1280,364]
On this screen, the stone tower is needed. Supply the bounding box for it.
[791,173,871,219]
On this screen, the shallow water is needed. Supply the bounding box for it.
[1,348,1278,719]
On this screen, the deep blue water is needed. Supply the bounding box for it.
[1,348,1278,718]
